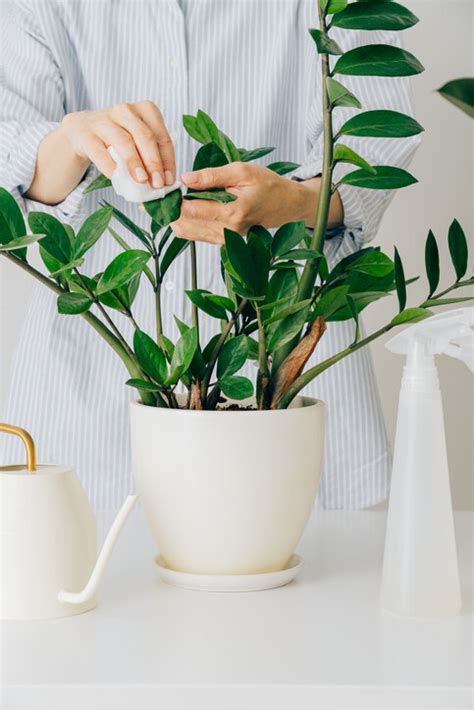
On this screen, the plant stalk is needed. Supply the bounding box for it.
[190,241,200,341]
[256,306,271,409]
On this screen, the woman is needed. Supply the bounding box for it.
[0,0,420,510]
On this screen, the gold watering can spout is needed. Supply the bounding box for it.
[0,423,36,472]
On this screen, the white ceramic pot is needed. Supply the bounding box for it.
[130,396,324,575]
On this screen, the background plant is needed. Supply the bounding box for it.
[0,1,472,410]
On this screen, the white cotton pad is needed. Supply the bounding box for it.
[108,146,181,203]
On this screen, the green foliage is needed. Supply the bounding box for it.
[309,28,343,55]
[327,78,362,109]
[144,189,182,228]
[334,45,424,77]
[96,250,150,295]
[84,174,112,194]
[437,78,474,119]
[448,219,468,281]
[338,165,417,189]
[331,1,419,31]
[338,110,423,138]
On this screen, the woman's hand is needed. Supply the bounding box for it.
[171,163,343,244]
[61,101,176,187]
[26,100,175,205]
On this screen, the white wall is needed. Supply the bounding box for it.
[1,0,473,507]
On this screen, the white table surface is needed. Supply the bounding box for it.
[1,510,472,710]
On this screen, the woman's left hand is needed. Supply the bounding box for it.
[171,163,341,244]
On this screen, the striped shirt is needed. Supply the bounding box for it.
[0,0,421,510]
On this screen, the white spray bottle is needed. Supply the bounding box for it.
[381,307,474,617]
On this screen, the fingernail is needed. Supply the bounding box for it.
[135,167,148,182]
[165,170,174,186]
[182,171,197,184]
[152,171,164,188]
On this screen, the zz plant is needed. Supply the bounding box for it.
[1,1,472,410]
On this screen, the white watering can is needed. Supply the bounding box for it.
[0,423,137,620]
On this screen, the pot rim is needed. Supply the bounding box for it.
[130,395,324,416]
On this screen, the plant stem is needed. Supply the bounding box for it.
[256,306,270,409]
[200,298,248,404]
[2,252,157,406]
[190,241,200,341]
[153,252,163,342]
[431,278,473,299]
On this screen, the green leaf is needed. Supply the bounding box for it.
[331,1,419,31]
[437,78,474,119]
[391,307,432,326]
[160,236,189,277]
[448,219,468,280]
[186,288,229,320]
[394,247,406,312]
[309,28,343,55]
[159,334,175,363]
[267,305,310,351]
[0,234,45,251]
[104,202,152,251]
[239,146,275,162]
[84,174,112,194]
[338,110,423,138]
[348,249,394,277]
[425,230,440,297]
[267,161,300,176]
[264,299,312,325]
[326,0,348,14]
[278,248,322,261]
[134,329,168,384]
[329,290,388,321]
[193,142,228,171]
[183,111,240,162]
[421,297,474,308]
[49,258,84,278]
[338,165,417,190]
[98,273,141,313]
[0,188,27,258]
[272,221,306,258]
[217,335,248,379]
[75,206,113,258]
[167,326,198,384]
[144,189,182,228]
[185,190,236,204]
[57,292,93,315]
[125,379,162,392]
[346,294,360,342]
[335,45,424,77]
[334,144,376,173]
[314,285,350,319]
[96,249,150,295]
[266,268,298,313]
[219,375,253,400]
[28,212,73,264]
[326,77,362,109]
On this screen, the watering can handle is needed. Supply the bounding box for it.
[58,494,138,605]
[0,423,36,472]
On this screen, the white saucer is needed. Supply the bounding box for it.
[154,554,304,592]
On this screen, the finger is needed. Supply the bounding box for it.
[111,103,165,188]
[136,101,176,186]
[181,162,251,190]
[181,197,228,222]
[171,217,225,245]
[97,121,148,184]
[80,132,117,178]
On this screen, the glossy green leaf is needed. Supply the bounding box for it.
[134,329,168,384]
[186,288,229,320]
[183,111,240,162]
[160,236,189,277]
[185,190,236,204]
[84,174,112,194]
[348,249,394,277]
[325,0,348,14]
[267,305,310,351]
[326,77,362,109]
[346,294,359,341]
[193,142,228,171]
[309,28,343,55]
[0,188,27,259]
[334,144,376,173]
[125,379,162,392]
[331,1,419,31]
[204,293,236,313]
[338,165,417,189]
[0,234,45,251]
[75,206,113,258]
[448,219,468,280]
[49,258,84,278]
[278,248,322,261]
[314,285,350,319]
[104,202,152,251]
[394,247,406,312]
[335,45,424,77]
[391,307,432,326]
[57,292,93,315]
[267,161,300,176]
[272,221,306,258]
[266,269,298,311]
[167,326,198,384]
[28,212,73,264]
[96,249,150,295]
[144,189,182,228]
[219,375,254,400]
[437,78,474,119]
[329,290,389,321]
[338,110,423,138]
[98,273,141,313]
[424,230,440,297]
[217,335,248,379]
[264,299,312,325]
[239,146,275,162]
[423,296,474,308]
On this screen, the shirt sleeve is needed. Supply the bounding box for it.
[293,28,422,252]
[0,1,91,220]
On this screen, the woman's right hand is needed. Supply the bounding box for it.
[60,100,176,188]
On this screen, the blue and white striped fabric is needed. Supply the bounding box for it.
[0,0,421,510]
